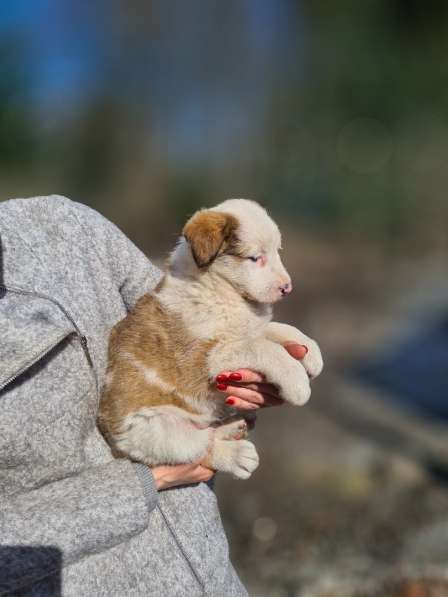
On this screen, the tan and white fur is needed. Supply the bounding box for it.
[99,199,323,479]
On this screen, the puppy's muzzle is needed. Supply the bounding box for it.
[279,282,292,296]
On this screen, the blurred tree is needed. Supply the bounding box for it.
[259,0,448,253]
[1,0,447,254]
[0,39,36,172]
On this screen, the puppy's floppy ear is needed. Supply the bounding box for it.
[183,210,238,268]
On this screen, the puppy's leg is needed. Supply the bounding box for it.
[113,406,212,466]
[203,439,259,480]
[115,406,258,479]
[208,339,311,406]
[265,322,324,379]
[215,418,248,440]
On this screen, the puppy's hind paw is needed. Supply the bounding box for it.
[230,440,260,480]
[215,419,248,441]
[211,439,259,479]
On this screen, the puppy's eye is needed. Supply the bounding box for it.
[248,255,262,263]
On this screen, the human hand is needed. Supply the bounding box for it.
[215,343,309,411]
[151,462,215,491]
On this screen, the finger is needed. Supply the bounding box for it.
[196,465,215,481]
[223,396,260,411]
[226,382,280,396]
[191,463,215,478]
[215,369,265,384]
[283,342,308,360]
[197,464,214,474]
[219,385,280,405]
[175,463,199,473]
[226,395,285,408]
[217,383,280,404]
[199,474,215,483]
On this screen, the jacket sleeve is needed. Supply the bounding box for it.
[68,199,164,509]
[0,460,157,594]
[71,199,164,309]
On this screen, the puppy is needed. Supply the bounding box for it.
[99,199,323,479]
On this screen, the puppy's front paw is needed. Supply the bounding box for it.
[278,361,311,406]
[301,337,323,379]
[266,323,324,380]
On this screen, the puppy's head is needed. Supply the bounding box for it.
[173,199,292,304]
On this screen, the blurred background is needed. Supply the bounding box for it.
[1,1,447,595]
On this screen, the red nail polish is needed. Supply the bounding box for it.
[229,372,242,382]
[216,383,228,391]
[226,398,235,405]
[216,374,228,383]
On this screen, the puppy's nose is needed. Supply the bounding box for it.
[280,282,292,295]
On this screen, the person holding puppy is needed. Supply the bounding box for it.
[0,195,310,596]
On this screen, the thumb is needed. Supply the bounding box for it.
[283,342,308,360]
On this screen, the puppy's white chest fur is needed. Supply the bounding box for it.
[157,273,272,343]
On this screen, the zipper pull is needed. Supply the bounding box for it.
[80,335,94,369]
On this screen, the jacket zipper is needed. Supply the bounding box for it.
[0,331,76,392]
[0,284,97,388]
[157,505,205,593]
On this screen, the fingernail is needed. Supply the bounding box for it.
[229,372,242,381]
[226,398,235,405]
[216,374,228,382]
[302,345,308,354]
[217,383,228,391]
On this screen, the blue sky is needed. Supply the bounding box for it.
[0,1,102,107]
[0,1,300,158]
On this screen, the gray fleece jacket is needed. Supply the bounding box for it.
[0,196,248,597]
